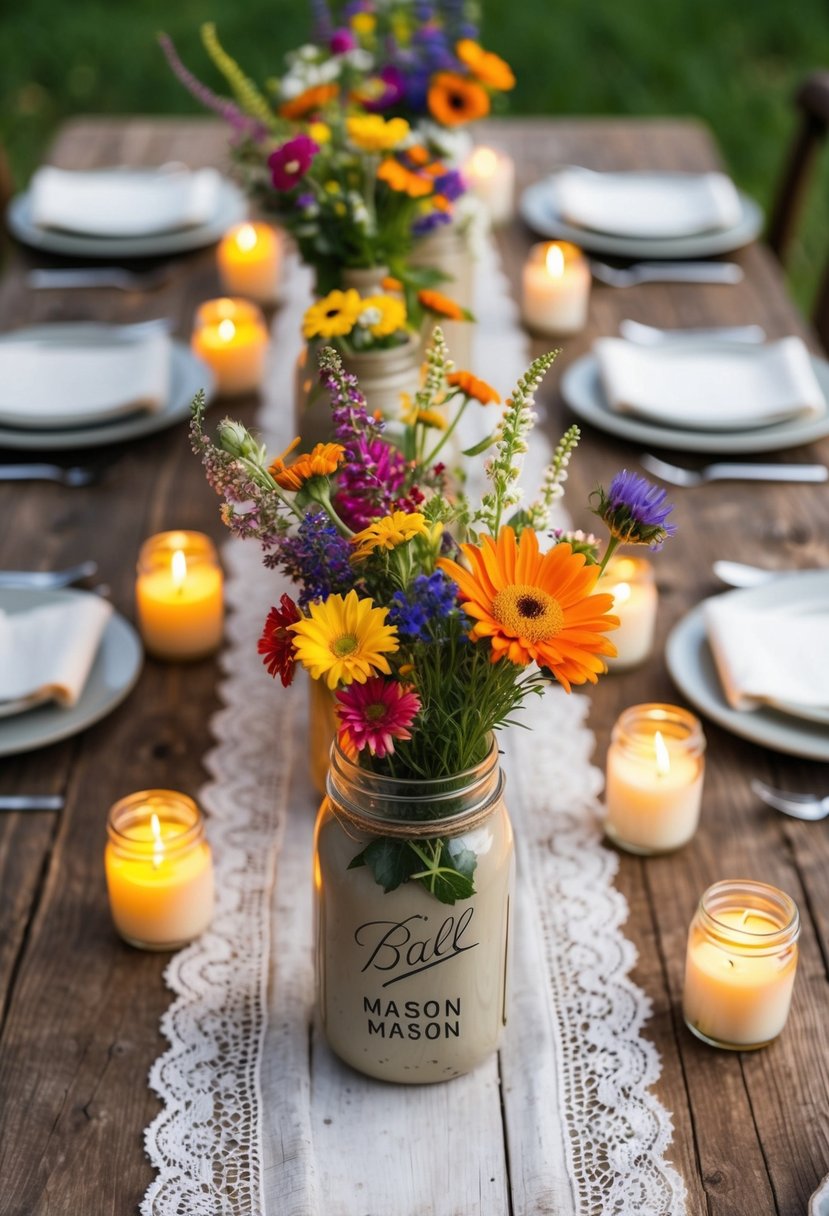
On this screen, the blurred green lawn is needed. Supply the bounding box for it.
[3,0,827,310]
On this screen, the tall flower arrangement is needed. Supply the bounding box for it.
[192,332,675,902]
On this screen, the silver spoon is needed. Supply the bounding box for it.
[0,463,98,487]
[590,260,743,287]
[0,795,64,812]
[640,453,829,487]
[751,779,829,821]
[0,561,99,589]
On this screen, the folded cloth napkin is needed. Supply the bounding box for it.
[553,168,743,238]
[0,594,113,717]
[705,591,829,713]
[29,166,222,236]
[594,336,826,431]
[0,327,171,429]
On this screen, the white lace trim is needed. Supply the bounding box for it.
[142,244,686,1216]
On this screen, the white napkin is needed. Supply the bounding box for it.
[594,336,826,431]
[0,595,113,716]
[0,328,171,429]
[553,168,743,238]
[29,166,222,236]
[705,591,829,713]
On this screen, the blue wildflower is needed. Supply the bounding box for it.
[277,510,355,606]
[412,210,452,237]
[389,571,458,640]
[591,469,676,548]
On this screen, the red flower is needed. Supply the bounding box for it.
[268,134,320,191]
[258,594,301,686]
[335,677,421,758]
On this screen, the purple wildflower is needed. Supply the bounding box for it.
[432,169,466,202]
[268,134,320,191]
[330,27,358,54]
[362,65,407,112]
[591,469,676,548]
[412,210,452,236]
[388,571,458,640]
[158,34,266,141]
[310,0,333,42]
[276,510,355,606]
[336,438,410,530]
[296,192,316,210]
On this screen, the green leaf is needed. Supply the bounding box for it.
[352,837,419,893]
[445,838,478,884]
[462,432,498,457]
[506,507,532,533]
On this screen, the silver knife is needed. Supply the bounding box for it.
[0,796,64,811]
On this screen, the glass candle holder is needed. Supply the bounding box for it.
[599,555,658,671]
[605,703,705,854]
[136,530,224,661]
[217,222,282,305]
[683,879,800,1050]
[465,146,515,226]
[521,241,591,335]
[105,789,215,950]
[191,296,268,396]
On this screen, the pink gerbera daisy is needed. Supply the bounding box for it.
[335,678,421,758]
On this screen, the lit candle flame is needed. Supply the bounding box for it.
[612,581,632,607]
[236,223,258,252]
[470,146,498,178]
[654,729,671,777]
[171,549,188,590]
[151,811,164,867]
[218,318,236,343]
[545,244,565,279]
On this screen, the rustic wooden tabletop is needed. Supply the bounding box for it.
[0,116,826,1216]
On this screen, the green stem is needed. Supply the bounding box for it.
[597,535,621,575]
[421,394,470,470]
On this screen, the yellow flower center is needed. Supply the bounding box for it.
[491,584,564,642]
[332,634,358,657]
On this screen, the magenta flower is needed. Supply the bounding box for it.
[268,134,320,191]
[362,65,407,113]
[336,678,421,758]
[330,28,357,54]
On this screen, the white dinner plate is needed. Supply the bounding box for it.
[665,573,829,763]
[7,176,247,259]
[0,333,214,451]
[559,351,829,454]
[0,588,143,757]
[519,174,763,259]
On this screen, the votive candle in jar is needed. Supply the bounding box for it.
[136,530,224,661]
[522,241,591,335]
[605,703,705,854]
[683,879,800,1050]
[191,296,268,396]
[465,146,515,226]
[217,222,282,305]
[599,555,658,671]
[105,789,214,950]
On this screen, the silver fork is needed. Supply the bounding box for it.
[590,260,744,287]
[0,560,98,589]
[27,266,171,292]
[0,464,98,487]
[640,453,829,487]
[751,779,829,822]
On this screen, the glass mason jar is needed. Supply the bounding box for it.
[308,673,339,797]
[597,554,658,672]
[104,789,215,951]
[135,530,224,661]
[409,218,474,368]
[314,739,514,1084]
[683,879,800,1050]
[604,703,705,855]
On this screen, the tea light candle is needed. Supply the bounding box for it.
[465,146,515,226]
[217,221,282,304]
[522,241,591,335]
[599,555,658,671]
[136,530,224,661]
[191,297,268,396]
[105,790,214,950]
[683,880,800,1050]
[605,703,705,854]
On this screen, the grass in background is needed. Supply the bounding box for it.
[2,0,827,311]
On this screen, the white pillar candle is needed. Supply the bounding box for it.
[105,790,214,950]
[683,880,800,1050]
[522,241,591,335]
[605,704,705,854]
[217,222,282,304]
[465,145,515,226]
[191,296,269,396]
[599,555,658,671]
[136,530,224,661]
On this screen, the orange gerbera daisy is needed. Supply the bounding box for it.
[427,72,490,126]
[417,288,464,320]
[377,158,432,198]
[456,40,516,91]
[279,83,338,120]
[438,527,618,691]
[447,371,501,405]
[269,441,345,490]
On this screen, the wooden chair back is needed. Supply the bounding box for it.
[767,71,829,350]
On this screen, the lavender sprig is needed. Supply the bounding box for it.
[157,35,266,140]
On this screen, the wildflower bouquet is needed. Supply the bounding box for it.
[162,2,512,293]
[192,332,675,903]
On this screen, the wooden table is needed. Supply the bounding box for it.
[0,116,826,1216]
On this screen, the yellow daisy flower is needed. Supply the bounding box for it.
[357,293,407,338]
[351,11,376,35]
[351,511,430,561]
[303,289,362,340]
[308,121,331,144]
[289,590,399,689]
[347,114,410,152]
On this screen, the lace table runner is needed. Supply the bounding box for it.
[142,241,686,1216]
